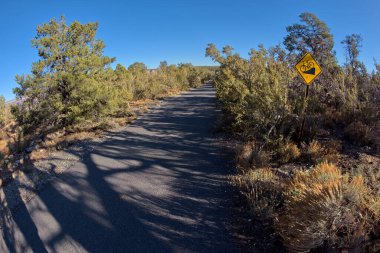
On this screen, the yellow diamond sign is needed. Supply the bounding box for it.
[295,52,322,85]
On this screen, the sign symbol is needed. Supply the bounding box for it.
[295,52,322,85]
[303,67,316,75]
[300,61,315,75]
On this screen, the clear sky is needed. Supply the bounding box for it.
[1,0,379,100]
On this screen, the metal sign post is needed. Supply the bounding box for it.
[295,52,322,141]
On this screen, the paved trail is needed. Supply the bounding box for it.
[0,85,238,253]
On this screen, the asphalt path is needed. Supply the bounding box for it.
[0,84,238,253]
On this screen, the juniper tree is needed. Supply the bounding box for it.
[126,62,149,99]
[112,64,132,115]
[128,62,148,73]
[341,34,367,76]
[206,44,297,140]
[284,12,335,66]
[13,16,115,132]
[284,13,343,108]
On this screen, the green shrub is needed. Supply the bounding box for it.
[12,18,208,137]
[206,44,300,141]
[217,12,380,253]
[301,140,324,163]
[344,121,373,146]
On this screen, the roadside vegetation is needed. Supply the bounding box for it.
[207,12,380,252]
[0,17,212,186]
[1,12,379,252]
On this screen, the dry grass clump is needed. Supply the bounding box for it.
[48,131,97,150]
[112,115,136,126]
[275,162,378,252]
[0,122,17,158]
[322,140,342,164]
[301,139,324,163]
[236,141,271,170]
[300,139,341,164]
[0,140,9,158]
[368,196,380,229]
[232,168,284,221]
[235,141,255,169]
[275,162,342,251]
[277,141,300,164]
[362,165,380,195]
[355,156,380,215]
[2,125,28,155]
[232,161,379,252]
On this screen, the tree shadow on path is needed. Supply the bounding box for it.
[0,84,237,252]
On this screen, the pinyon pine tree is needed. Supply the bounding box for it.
[284,12,335,66]
[13,16,116,133]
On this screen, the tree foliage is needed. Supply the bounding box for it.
[222,12,380,253]
[13,17,116,132]
[341,34,366,76]
[284,12,335,65]
[208,12,379,146]
[206,43,298,143]
[11,17,207,135]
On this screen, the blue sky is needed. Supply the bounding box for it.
[1,0,379,100]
